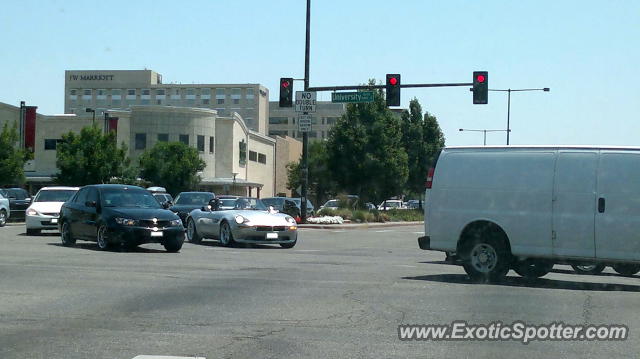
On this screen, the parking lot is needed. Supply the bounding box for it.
[1,223,639,359]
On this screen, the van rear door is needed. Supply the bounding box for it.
[551,151,597,258]
[595,151,640,261]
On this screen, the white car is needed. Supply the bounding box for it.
[377,200,404,210]
[26,186,79,235]
[0,192,9,227]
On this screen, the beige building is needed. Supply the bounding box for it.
[273,136,303,197]
[64,70,270,134]
[0,102,279,197]
[268,101,346,141]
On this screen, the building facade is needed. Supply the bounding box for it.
[268,101,346,141]
[64,70,270,134]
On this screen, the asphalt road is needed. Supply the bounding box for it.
[0,223,638,359]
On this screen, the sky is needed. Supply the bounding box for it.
[0,0,638,146]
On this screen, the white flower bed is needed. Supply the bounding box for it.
[306,216,344,224]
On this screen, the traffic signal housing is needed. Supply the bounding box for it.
[386,74,401,107]
[473,71,488,104]
[279,77,293,107]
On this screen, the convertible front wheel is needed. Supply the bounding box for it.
[186,218,202,244]
[219,221,236,247]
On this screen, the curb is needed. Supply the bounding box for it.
[298,221,423,230]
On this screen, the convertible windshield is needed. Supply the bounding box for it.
[174,193,214,205]
[34,190,77,202]
[102,190,161,209]
[232,198,267,211]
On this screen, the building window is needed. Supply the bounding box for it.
[135,133,147,150]
[197,135,205,152]
[249,150,257,162]
[83,89,92,96]
[179,134,189,145]
[69,89,77,96]
[216,88,225,104]
[156,89,165,96]
[231,88,241,104]
[201,88,211,96]
[142,89,150,96]
[127,89,136,96]
[269,117,288,124]
[44,139,61,150]
[202,99,210,105]
[158,133,169,142]
[246,88,255,102]
[258,153,267,164]
[170,89,181,100]
[268,130,288,137]
[326,117,338,125]
[239,139,247,165]
[209,136,214,153]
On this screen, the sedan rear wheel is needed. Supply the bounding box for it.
[61,221,76,247]
[0,209,7,227]
[97,224,111,250]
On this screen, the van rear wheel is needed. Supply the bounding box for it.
[513,259,554,278]
[461,237,511,283]
[612,264,640,276]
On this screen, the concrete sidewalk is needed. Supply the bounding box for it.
[298,221,423,230]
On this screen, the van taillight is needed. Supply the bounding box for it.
[426,167,435,189]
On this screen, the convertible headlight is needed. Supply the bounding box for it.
[285,216,296,224]
[27,208,39,216]
[235,215,249,224]
[170,219,182,227]
[115,217,139,226]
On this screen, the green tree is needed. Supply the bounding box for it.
[55,125,132,186]
[286,140,335,205]
[0,121,29,186]
[400,98,445,199]
[325,81,408,204]
[139,141,205,196]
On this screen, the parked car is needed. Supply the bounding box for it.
[59,184,184,252]
[377,200,404,210]
[185,197,298,248]
[25,186,79,235]
[170,191,216,225]
[0,192,9,227]
[406,200,422,210]
[419,146,640,282]
[319,199,340,211]
[0,188,32,221]
[261,197,301,220]
[147,186,173,205]
[292,198,315,216]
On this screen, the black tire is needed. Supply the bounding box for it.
[0,209,7,227]
[513,259,554,278]
[96,224,111,250]
[163,237,184,253]
[219,221,236,247]
[612,264,640,276]
[26,228,41,235]
[460,229,511,283]
[186,218,202,244]
[571,264,606,275]
[60,221,76,247]
[280,240,297,249]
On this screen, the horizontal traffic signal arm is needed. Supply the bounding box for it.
[307,83,472,92]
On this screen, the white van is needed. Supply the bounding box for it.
[418,146,640,282]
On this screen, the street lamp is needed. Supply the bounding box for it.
[85,108,96,126]
[489,88,550,145]
[459,128,510,146]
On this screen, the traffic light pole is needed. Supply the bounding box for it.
[301,0,311,223]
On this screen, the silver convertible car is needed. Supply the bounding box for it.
[185,197,298,248]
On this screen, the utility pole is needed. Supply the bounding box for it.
[301,0,311,223]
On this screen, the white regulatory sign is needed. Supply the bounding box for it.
[298,114,312,132]
[295,91,317,113]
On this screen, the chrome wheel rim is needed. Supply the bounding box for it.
[220,223,230,245]
[0,211,6,226]
[62,222,70,244]
[97,226,108,249]
[470,243,497,273]
[187,220,195,241]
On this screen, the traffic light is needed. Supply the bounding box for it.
[473,71,488,104]
[279,77,293,107]
[386,74,401,106]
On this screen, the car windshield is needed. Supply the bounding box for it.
[34,190,77,202]
[3,189,29,199]
[174,193,214,205]
[102,190,161,209]
[231,198,267,211]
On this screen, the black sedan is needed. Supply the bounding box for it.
[169,191,216,224]
[0,188,32,221]
[59,184,185,252]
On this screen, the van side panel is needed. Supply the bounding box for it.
[595,151,640,261]
[428,150,556,256]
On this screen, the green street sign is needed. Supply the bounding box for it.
[331,91,374,103]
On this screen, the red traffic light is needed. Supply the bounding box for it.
[389,77,398,86]
[476,74,486,83]
[281,79,290,88]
